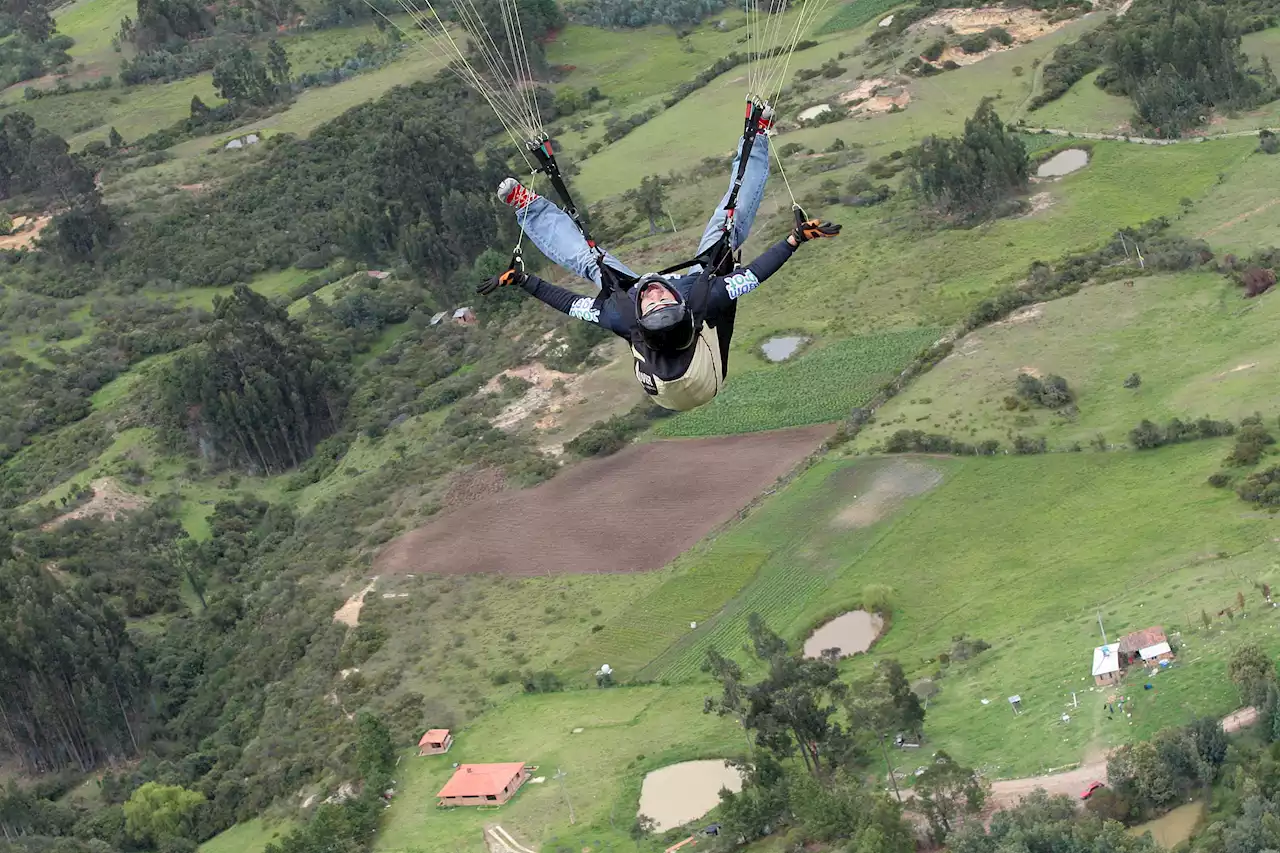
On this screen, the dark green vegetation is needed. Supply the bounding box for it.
[910,100,1028,223]
[1032,0,1280,136]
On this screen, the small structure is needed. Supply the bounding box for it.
[429,311,448,326]
[1138,641,1174,665]
[452,306,477,326]
[1092,643,1122,686]
[224,133,261,150]
[1118,626,1169,667]
[1008,695,1023,716]
[417,729,453,756]
[437,762,529,807]
[365,270,391,280]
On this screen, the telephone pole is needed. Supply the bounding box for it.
[1097,611,1108,646]
[554,767,576,825]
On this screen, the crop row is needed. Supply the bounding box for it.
[657,327,943,438]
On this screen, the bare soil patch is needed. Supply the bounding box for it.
[1214,362,1259,379]
[442,468,508,511]
[831,459,943,529]
[373,425,831,577]
[486,362,586,431]
[839,78,911,114]
[0,214,52,251]
[914,7,1071,65]
[1020,191,1055,217]
[990,303,1044,327]
[43,478,147,530]
[333,580,377,627]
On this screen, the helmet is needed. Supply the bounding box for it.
[632,274,696,352]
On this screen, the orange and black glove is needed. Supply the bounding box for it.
[477,251,527,295]
[793,217,842,243]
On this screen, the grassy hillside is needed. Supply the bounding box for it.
[9,1,1280,851]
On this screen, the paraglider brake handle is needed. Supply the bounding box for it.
[792,203,809,228]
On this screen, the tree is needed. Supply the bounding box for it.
[704,614,848,779]
[1124,372,1141,388]
[123,783,205,846]
[355,712,396,781]
[1239,590,1248,612]
[267,39,291,87]
[47,194,114,262]
[1228,643,1277,708]
[633,175,667,235]
[212,44,277,107]
[1202,610,1211,630]
[909,98,1028,223]
[913,751,987,844]
[159,285,348,473]
[108,126,125,150]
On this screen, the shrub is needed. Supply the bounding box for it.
[985,26,1013,46]
[1260,129,1280,154]
[1123,373,1141,388]
[862,583,895,614]
[957,32,991,53]
[521,670,564,693]
[1208,472,1230,488]
[1015,373,1073,408]
[922,39,945,61]
[1225,421,1274,466]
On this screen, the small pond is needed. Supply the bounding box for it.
[638,760,744,833]
[803,610,884,658]
[1037,148,1089,178]
[1126,801,1205,849]
[761,335,808,362]
[798,104,832,122]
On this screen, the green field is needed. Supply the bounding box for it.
[374,687,744,853]
[852,270,1280,452]
[592,445,1280,777]
[817,0,906,34]
[655,327,942,437]
[199,817,297,853]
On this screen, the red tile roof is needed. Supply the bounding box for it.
[1118,626,1167,654]
[437,763,526,799]
[418,729,450,747]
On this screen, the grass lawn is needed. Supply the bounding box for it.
[1024,69,1133,134]
[1178,146,1280,255]
[594,445,1280,777]
[200,817,297,853]
[374,686,745,853]
[53,0,136,79]
[851,270,1280,452]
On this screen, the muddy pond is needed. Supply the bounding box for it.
[1126,801,1205,849]
[803,610,884,658]
[761,335,807,361]
[638,760,744,832]
[1036,148,1089,178]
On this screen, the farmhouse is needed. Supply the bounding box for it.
[429,311,448,326]
[417,729,452,756]
[1092,643,1121,686]
[1118,626,1172,667]
[437,762,529,807]
[452,307,477,325]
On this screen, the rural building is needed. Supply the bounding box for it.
[417,729,453,756]
[429,311,448,326]
[452,307,477,325]
[437,762,529,807]
[1092,643,1121,686]
[1118,626,1170,667]
[365,270,391,280]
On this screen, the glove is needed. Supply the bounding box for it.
[477,251,527,295]
[793,218,842,243]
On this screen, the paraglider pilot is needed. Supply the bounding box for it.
[479,103,841,413]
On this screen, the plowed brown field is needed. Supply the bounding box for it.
[373,425,832,576]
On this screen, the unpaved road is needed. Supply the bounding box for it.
[903,705,1257,812]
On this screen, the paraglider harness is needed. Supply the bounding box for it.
[509,98,790,393]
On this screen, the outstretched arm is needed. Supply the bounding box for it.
[519,275,631,339]
[703,216,841,313]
